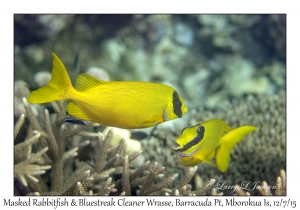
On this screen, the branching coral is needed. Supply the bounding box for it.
[235,169,286,196]
[14,99,179,196]
[14,147,51,187]
[14,113,51,189]
[137,162,178,196]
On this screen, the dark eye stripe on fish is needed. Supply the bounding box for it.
[196,126,205,138]
[181,123,201,134]
[174,126,205,152]
[64,118,86,125]
[172,91,182,118]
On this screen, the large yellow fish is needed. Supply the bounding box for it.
[27,53,188,129]
[172,119,257,172]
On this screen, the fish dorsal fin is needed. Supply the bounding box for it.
[75,74,106,91]
[222,123,233,136]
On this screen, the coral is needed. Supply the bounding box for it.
[102,127,143,158]
[137,162,178,196]
[33,71,51,87]
[235,169,286,196]
[14,113,51,189]
[14,146,51,187]
[14,91,285,196]
[14,99,179,196]
[86,67,110,81]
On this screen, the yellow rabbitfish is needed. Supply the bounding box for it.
[173,119,257,172]
[27,53,187,129]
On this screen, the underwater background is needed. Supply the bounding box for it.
[14,14,286,196]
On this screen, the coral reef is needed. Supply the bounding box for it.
[14,99,182,196]
[235,169,286,196]
[141,91,286,195]
[14,91,286,196]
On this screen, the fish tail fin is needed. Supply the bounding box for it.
[27,53,75,104]
[216,126,257,172]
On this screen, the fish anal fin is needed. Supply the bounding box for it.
[75,73,105,91]
[216,125,257,172]
[67,101,92,121]
[216,144,231,172]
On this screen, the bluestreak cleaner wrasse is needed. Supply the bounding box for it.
[27,53,188,129]
[173,119,257,172]
[64,118,86,126]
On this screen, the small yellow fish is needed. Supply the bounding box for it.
[173,119,257,172]
[27,53,187,129]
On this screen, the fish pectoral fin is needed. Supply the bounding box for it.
[203,158,216,167]
[206,150,215,161]
[67,101,92,121]
[75,74,106,91]
[216,125,258,172]
[201,151,216,167]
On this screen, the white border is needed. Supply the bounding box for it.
[2,1,299,209]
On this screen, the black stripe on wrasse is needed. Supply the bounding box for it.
[173,126,205,152]
[172,91,182,118]
[181,123,201,134]
[64,118,86,125]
